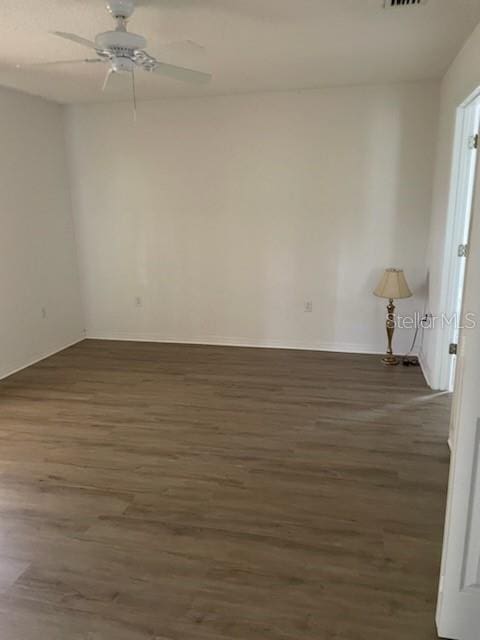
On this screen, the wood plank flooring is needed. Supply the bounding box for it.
[0,340,451,639]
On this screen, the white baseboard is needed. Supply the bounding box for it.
[0,336,85,383]
[86,330,387,356]
[0,332,424,381]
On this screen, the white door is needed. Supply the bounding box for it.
[438,93,480,396]
[436,153,480,639]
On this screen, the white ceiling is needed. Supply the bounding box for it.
[0,0,479,104]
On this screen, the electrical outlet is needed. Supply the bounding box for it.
[135,296,142,307]
[41,307,47,319]
[304,301,313,313]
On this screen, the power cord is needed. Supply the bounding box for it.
[402,314,429,367]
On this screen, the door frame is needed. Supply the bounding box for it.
[435,88,480,392]
[436,128,480,640]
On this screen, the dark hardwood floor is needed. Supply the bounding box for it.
[0,339,451,639]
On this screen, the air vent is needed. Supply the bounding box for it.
[384,0,428,7]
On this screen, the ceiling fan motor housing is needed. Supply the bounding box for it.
[95,29,147,52]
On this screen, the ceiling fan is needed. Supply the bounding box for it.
[16,0,212,115]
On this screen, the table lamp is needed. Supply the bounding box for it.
[374,268,412,366]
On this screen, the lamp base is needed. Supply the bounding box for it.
[382,355,400,366]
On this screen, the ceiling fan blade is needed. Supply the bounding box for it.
[16,59,102,69]
[159,40,206,57]
[156,40,207,70]
[152,62,212,84]
[52,32,98,50]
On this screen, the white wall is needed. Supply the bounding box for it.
[422,22,480,389]
[0,86,84,380]
[66,82,438,354]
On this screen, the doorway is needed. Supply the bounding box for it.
[435,105,480,640]
[437,90,480,396]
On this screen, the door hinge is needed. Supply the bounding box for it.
[449,343,458,355]
[458,244,469,258]
[469,133,479,149]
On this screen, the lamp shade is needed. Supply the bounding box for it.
[374,268,412,300]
